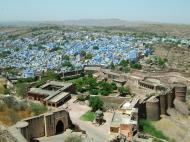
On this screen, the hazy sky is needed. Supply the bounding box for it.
[0,0,190,24]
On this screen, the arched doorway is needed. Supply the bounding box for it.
[56,120,64,134]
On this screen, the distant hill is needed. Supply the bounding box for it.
[45,18,148,27]
[0,19,131,27]
[55,19,135,27]
[1,19,190,38]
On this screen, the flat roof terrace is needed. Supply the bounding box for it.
[48,92,70,103]
[28,88,55,96]
[111,111,137,126]
[28,81,73,104]
[40,81,71,89]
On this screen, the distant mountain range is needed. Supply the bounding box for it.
[1,19,190,38]
[0,19,167,27]
[47,19,149,27]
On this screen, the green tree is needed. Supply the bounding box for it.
[30,103,48,115]
[93,46,99,50]
[63,55,70,60]
[86,53,93,60]
[84,76,97,90]
[89,96,103,111]
[119,60,129,67]
[62,61,73,67]
[49,47,61,52]
[4,88,11,95]
[80,50,86,57]
[157,57,167,67]
[17,77,34,83]
[118,87,130,97]
[89,89,99,95]
[98,82,113,96]
[16,83,29,98]
[123,66,130,73]
[130,63,142,70]
[111,82,117,90]
[110,62,115,70]
[77,95,87,101]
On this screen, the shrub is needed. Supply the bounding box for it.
[100,90,110,96]
[4,88,11,95]
[111,82,117,90]
[63,55,70,60]
[30,103,47,115]
[62,61,73,67]
[89,96,103,111]
[123,66,130,73]
[118,87,130,97]
[139,119,168,140]
[19,101,28,111]
[110,62,115,70]
[89,89,99,95]
[17,77,34,83]
[0,101,6,111]
[130,63,142,69]
[9,110,20,124]
[93,46,99,50]
[77,95,88,101]
[3,96,15,108]
[49,47,61,52]
[85,53,93,60]
[16,83,29,98]
[119,60,129,67]
[98,82,113,95]
[80,50,86,57]
[187,90,190,96]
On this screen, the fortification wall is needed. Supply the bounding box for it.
[146,99,160,121]
[45,110,71,136]
[23,115,45,139]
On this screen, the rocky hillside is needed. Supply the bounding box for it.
[0,125,17,142]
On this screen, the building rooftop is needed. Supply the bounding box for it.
[48,92,70,103]
[28,88,55,96]
[146,96,159,103]
[40,81,70,89]
[111,111,137,126]
[29,81,73,100]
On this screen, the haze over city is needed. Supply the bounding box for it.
[0,0,190,24]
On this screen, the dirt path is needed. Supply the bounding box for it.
[68,98,113,142]
[38,97,113,142]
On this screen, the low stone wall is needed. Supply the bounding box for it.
[100,96,130,110]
